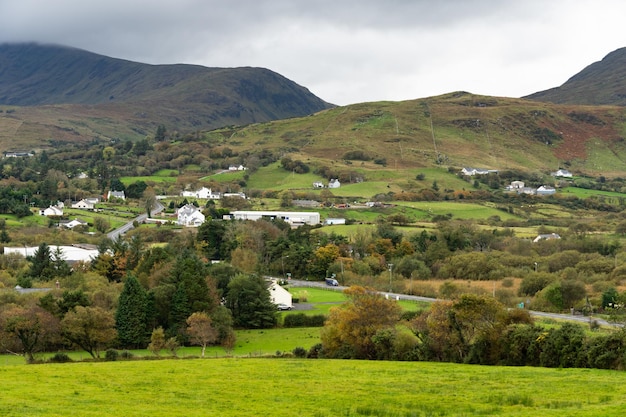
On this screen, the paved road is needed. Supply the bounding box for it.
[286,279,620,327]
[107,201,165,241]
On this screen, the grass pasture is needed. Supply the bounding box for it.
[1,358,625,416]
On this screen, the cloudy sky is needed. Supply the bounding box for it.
[1,0,625,105]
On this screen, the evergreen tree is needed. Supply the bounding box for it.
[226,274,277,329]
[115,275,149,348]
[169,251,214,313]
[168,283,190,340]
[28,242,55,281]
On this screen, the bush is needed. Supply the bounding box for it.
[307,343,323,358]
[119,350,134,360]
[49,352,72,363]
[105,349,119,361]
[283,313,327,328]
[292,347,307,358]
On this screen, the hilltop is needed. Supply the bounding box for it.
[525,47,626,106]
[194,92,626,177]
[0,43,333,147]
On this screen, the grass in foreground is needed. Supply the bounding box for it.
[0,358,624,416]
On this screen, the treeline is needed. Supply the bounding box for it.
[317,289,626,371]
[0,237,281,362]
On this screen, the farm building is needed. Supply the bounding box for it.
[177,204,206,227]
[228,211,320,227]
[324,218,346,225]
[551,169,573,178]
[39,205,63,216]
[536,185,556,195]
[267,279,293,308]
[181,187,221,200]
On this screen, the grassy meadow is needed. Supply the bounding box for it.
[1,358,625,416]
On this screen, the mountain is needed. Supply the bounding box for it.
[0,43,333,139]
[524,47,626,106]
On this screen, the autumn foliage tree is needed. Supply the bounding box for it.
[186,312,218,357]
[0,305,59,363]
[61,306,117,359]
[321,286,402,359]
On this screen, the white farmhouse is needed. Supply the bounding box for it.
[328,179,341,188]
[107,190,126,200]
[72,199,95,210]
[39,205,63,216]
[181,187,221,200]
[177,204,206,227]
[536,185,556,196]
[268,279,293,308]
[551,169,573,178]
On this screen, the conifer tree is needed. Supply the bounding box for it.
[115,275,149,348]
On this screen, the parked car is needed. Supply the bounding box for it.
[276,303,292,311]
[325,277,339,286]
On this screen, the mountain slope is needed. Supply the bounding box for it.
[524,47,626,106]
[0,43,333,133]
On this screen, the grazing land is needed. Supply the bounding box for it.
[0,358,624,416]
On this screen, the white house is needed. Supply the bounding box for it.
[181,187,221,200]
[313,181,324,188]
[509,181,525,189]
[536,185,556,196]
[72,199,95,210]
[552,169,573,178]
[177,204,206,227]
[267,279,293,308]
[461,167,499,176]
[228,165,247,171]
[223,192,246,199]
[39,205,63,216]
[328,179,341,188]
[533,233,561,243]
[228,211,320,227]
[107,190,126,200]
[61,218,88,229]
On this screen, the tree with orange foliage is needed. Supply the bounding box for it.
[321,286,402,359]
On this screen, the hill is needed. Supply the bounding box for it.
[524,47,626,106]
[195,92,626,177]
[0,43,333,145]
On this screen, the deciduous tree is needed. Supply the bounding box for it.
[321,286,402,359]
[186,312,218,357]
[61,306,117,358]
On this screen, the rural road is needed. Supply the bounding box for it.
[107,201,165,241]
[286,279,619,327]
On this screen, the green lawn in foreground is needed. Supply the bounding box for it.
[0,358,624,416]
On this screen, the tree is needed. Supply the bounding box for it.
[0,305,59,363]
[321,286,402,359]
[186,312,218,357]
[61,306,117,358]
[28,242,55,281]
[94,217,111,234]
[115,275,149,348]
[225,274,277,329]
[148,327,166,356]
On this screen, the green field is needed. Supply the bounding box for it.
[1,358,625,416]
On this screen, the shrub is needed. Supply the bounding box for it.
[307,343,323,358]
[105,349,119,361]
[49,352,72,363]
[119,350,134,360]
[283,313,326,328]
[292,347,307,358]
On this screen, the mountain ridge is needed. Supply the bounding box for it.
[524,47,626,106]
[0,42,333,131]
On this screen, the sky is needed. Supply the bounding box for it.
[1,0,625,106]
